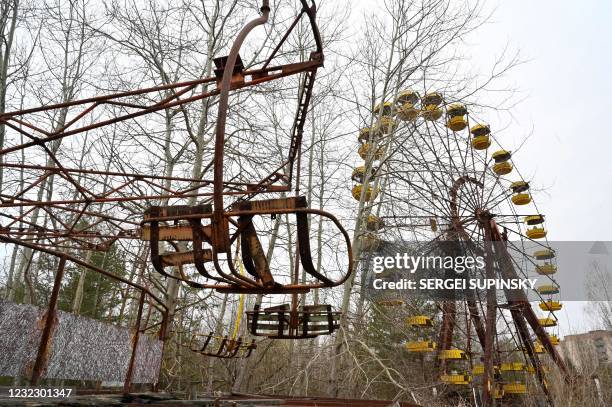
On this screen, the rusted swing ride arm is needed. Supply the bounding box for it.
[0,0,353,355]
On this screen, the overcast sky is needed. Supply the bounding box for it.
[469,0,612,241]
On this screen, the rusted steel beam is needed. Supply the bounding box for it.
[436,301,456,373]
[0,60,321,156]
[490,220,569,378]
[481,217,496,407]
[509,305,552,403]
[0,201,140,227]
[0,77,215,120]
[0,228,133,240]
[123,291,145,393]
[30,255,66,385]
[466,297,486,350]
[211,0,271,254]
[0,183,289,209]
[0,234,167,312]
[0,162,265,185]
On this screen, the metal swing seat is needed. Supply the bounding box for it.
[142,196,352,294]
[189,332,256,359]
[246,303,341,339]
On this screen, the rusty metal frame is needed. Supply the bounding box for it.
[0,0,353,384]
[246,303,341,339]
[442,176,568,406]
[141,200,353,293]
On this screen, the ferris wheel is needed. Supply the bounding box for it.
[351,88,568,404]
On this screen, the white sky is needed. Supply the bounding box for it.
[467,0,612,242]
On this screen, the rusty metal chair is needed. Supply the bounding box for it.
[141,197,352,294]
[246,304,340,339]
[189,333,256,359]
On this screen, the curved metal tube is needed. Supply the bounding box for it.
[299,0,323,53]
[212,0,270,249]
[225,207,354,289]
[210,0,271,283]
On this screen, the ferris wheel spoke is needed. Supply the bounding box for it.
[425,120,482,212]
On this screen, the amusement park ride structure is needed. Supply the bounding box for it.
[353,91,570,405]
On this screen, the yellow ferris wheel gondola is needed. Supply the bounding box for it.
[526,227,547,239]
[421,92,443,121]
[533,342,546,353]
[396,90,420,122]
[396,89,420,105]
[366,214,384,231]
[397,104,420,122]
[373,116,398,136]
[512,193,531,205]
[533,248,555,260]
[492,150,513,175]
[373,101,394,117]
[352,184,378,201]
[510,181,531,205]
[536,263,557,275]
[441,372,472,385]
[352,165,377,184]
[503,382,528,394]
[500,362,526,372]
[352,166,366,183]
[422,91,443,106]
[472,364,499,375]
[376,297,404,306]
[470,123,491,149]
[511,181,529,193]
[538,317,557,327]
[525,214,544,225]
[358,143,385,160]
[406,315,433,327]
[525,214,547,239]
[438,349,468,360]
[446,103,468,132]
[539,301,562,312]
[405,340,437,352]
[536,284,560,295]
